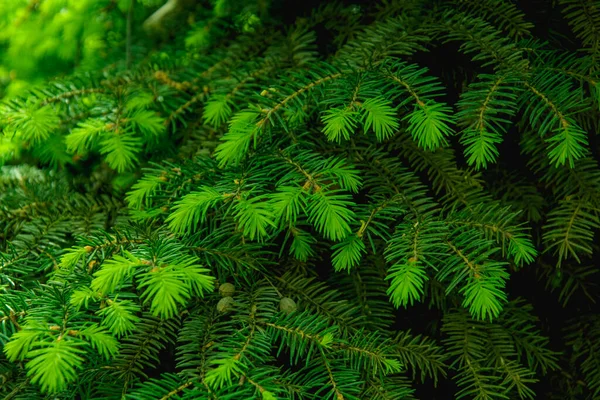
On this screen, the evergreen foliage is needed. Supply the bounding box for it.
[0,0,599,399]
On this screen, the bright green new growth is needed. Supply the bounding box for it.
[0,0,599,399]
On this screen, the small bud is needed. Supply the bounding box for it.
[87,260,97,274]
[84,246,94,253]
[219,283,235,297]
[217,296,234,313]
[279,297,297,314]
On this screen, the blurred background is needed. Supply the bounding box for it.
[0,0,285,98]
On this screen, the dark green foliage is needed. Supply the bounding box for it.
[1,0,600,399]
